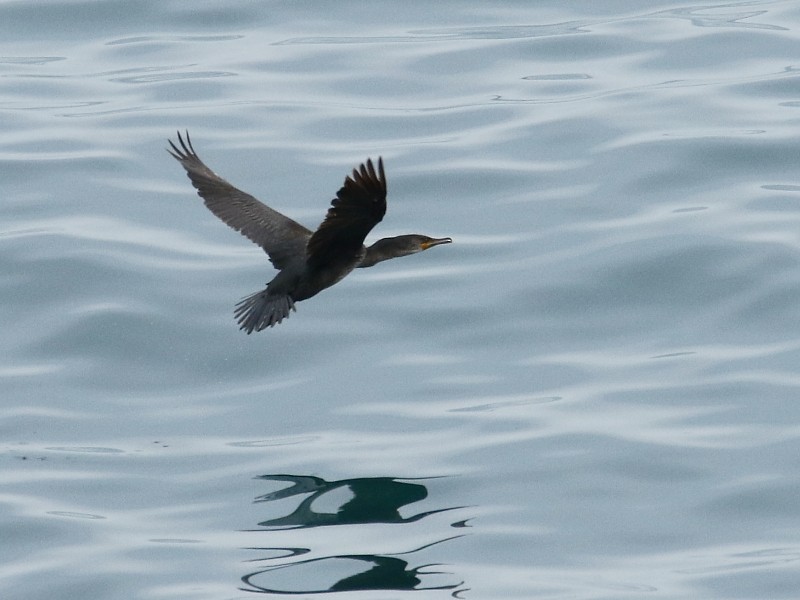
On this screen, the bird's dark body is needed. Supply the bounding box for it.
[267,248,362,301]
[168,132,451,333]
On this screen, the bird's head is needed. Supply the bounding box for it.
[393,234,453,256]
[360,234,452,267]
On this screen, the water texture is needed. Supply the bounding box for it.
[2,1,800,598]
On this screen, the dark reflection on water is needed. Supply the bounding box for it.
[242,553,462,595]
[241,474,466,595]
[253,474,455,527]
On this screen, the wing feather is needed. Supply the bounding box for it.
[168,131,311,270]
[306,157,387,270]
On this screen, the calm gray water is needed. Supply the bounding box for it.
[3,1,800,598]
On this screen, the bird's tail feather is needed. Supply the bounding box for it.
[234,289,296,333]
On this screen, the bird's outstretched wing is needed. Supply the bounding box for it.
[306,158,387,270]
[168,131,311,270]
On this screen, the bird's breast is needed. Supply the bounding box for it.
[292,249,364,302]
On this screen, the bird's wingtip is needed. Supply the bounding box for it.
[167,130,196,160]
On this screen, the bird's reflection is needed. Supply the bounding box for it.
[241,474,467,595]
[242,552,461,595]
[253,474,453,528]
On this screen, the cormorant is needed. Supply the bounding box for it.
[168,132,452,333]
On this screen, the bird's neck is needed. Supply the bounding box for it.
[358,237,398,268]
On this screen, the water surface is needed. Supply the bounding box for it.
[3,1,800,598]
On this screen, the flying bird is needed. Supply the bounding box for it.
[168,132,452,333]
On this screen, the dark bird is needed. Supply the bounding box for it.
[168,132,452,333]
